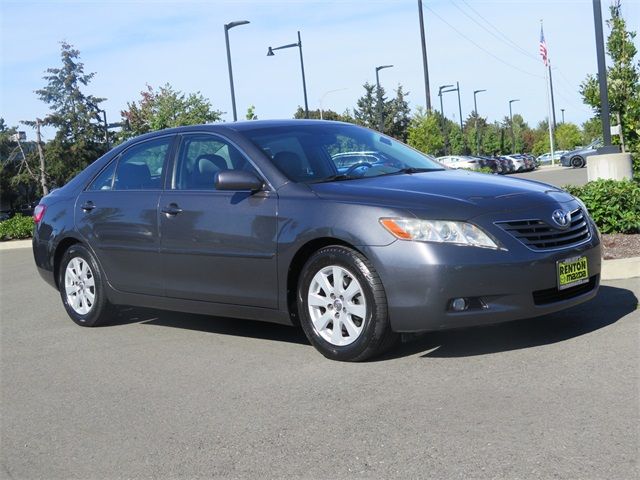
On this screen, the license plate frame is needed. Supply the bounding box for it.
[557,256,589,290]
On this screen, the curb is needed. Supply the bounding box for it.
[0,239,32,251]
[601,256,640,281]
[2,239,638,280]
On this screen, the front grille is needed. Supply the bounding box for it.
[496,208,590,250]
[532,275,598,305]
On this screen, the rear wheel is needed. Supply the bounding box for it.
[59,244,114,327]
[297,246,398,361]
[571,156,585,168]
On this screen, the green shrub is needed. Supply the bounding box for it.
[564,179,640,234]
[0,214,35,240]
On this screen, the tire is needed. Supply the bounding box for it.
[59,243,114,327]
[297,246,398,361]
[571,156,585,168]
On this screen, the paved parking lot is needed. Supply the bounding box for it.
[513,165,588,187]
[1,247,638,479]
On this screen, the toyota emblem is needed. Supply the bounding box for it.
[552,209,571,228]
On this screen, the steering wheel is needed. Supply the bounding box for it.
[344,162,373,176]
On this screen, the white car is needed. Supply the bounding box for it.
[437,155,479,170]
[536,150,567,165]
[503,155,528,172]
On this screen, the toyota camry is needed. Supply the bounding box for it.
[32,120,601,361]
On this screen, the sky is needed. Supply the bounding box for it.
[1,0,639,141]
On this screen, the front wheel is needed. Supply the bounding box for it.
[59,244,114,327]
[297,246,398,361]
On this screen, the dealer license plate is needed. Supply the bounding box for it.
[557,256,589,290]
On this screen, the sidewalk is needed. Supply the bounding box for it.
[2,238,637,280]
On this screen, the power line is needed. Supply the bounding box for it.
[452,1,540,63]
[459,0,540,62]
[425,6,544,79]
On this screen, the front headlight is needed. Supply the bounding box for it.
[380,218,500,249]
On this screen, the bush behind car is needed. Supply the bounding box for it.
[0,214,35,241]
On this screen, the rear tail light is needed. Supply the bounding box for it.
[33,204,46,223]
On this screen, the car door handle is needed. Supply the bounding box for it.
[161,204,183,216]
[81,201,96,211]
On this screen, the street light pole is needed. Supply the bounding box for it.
[561,108,565,124]
[438,84,453,154]
[224,20,250,122]
[267,31,310,118]
[509,99,520,153]
[375,65,393,132]
[473,89,486,155]
[319,88,347,120]
[455,81,463,130]
[417,0,432,112]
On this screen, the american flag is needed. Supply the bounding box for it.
[539,25,549,66]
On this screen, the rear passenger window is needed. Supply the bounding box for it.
[114,137,171,190]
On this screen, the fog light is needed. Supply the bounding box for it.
[451,297,468,311]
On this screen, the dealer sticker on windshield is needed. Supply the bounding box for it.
[557,256,589,290]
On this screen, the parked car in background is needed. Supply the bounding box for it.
[503,154,528,172]
[32,120,602,361]
[560,140,602,168]
[537,150,567,165]
[470,156,502,174]
[437,155,480,170]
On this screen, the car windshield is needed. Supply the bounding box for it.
[241,123,444,183]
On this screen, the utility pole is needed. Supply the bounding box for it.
[560,108,565,124]
[473,89,486,155]
[35,119,48,196]
[592,0,612,147]
[509,99,520,153]
[456,81,463,131]
[417,0,432,112]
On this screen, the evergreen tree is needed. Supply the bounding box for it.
[406,108,445,156]
[353,83,379,129]
[384,85,411,142]
[31,42,108,190]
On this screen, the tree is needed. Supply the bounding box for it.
[245,105,258,120]
[580,0,639,154]
[384,85,411,142]
[293,107,352,122]
[407,108,445,156]
[120,83,222,140]
[555,123,583,150]
[29,42,108,192]
[353,83,378,129]
[582,117,602,145]
[482,122,503,156]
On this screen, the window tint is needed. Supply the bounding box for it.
[174,134,255,190]
[114,137,171,190]
[88,160,117,191]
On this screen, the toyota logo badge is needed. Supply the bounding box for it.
[552,209,571,228]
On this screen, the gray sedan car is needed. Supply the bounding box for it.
[32,120,601,361]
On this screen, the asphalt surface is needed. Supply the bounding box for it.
[1,248,638,480]
[513,165,588,187]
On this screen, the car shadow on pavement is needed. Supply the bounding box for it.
[107,307,310,346]
[381,285,637,360]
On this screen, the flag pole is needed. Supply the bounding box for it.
[541,20,555,166]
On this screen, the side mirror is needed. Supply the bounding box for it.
[215,170,264,192]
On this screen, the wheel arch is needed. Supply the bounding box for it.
[285,237,365,326]
[53,236,83,289]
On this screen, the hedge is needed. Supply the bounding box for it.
[564,179,640,234]
[0,214,35,241]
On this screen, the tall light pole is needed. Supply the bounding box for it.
[473,89,486,155]
[592,0,612,148]
[417,0,432,112]
[224,20,250,122]
[375,65,393,132]
[268,31,309,118]
[319,88,347,120]
[509,98,520,153]
[561,108,565,124]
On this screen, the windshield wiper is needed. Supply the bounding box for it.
[387,167,444,175]
[308,174,357,184]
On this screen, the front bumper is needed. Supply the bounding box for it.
[361,234,601,333]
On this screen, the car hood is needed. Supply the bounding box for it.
[308,169,575,220]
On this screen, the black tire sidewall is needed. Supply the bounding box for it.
[571,156,584,168]
[297,246,389,361]
[59,244,109,327]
